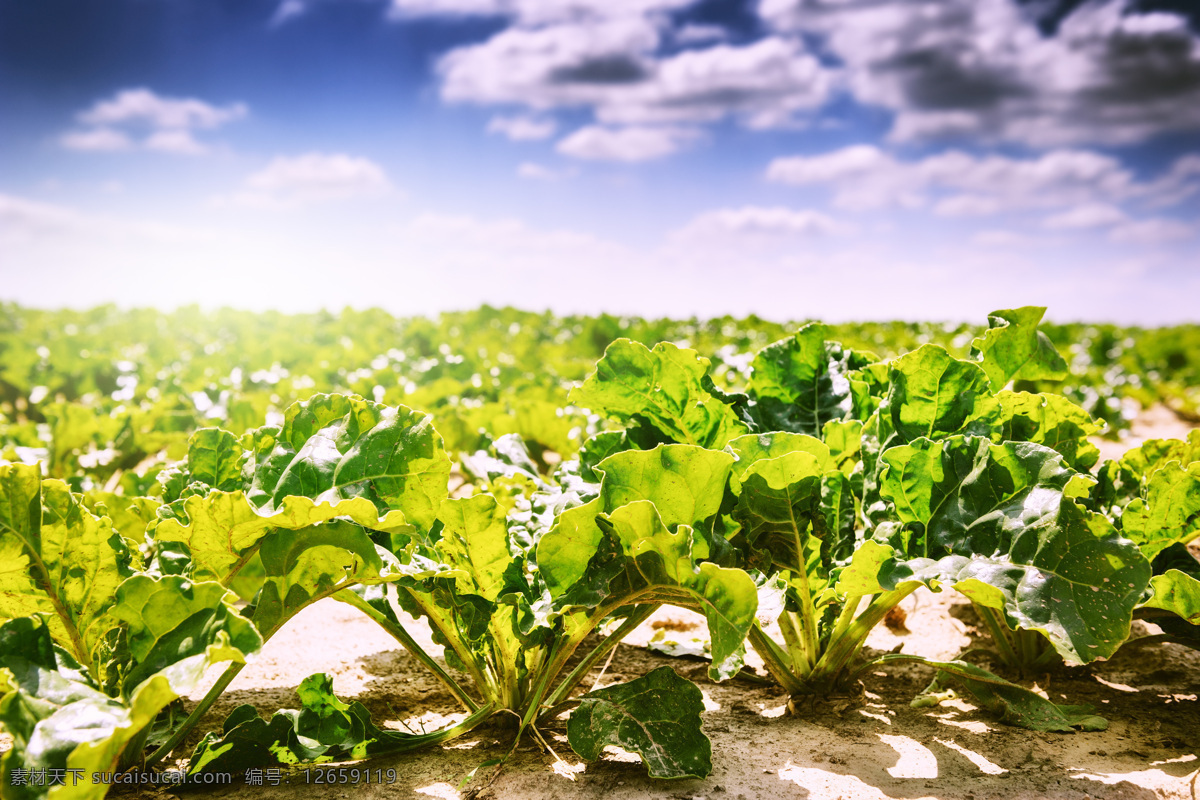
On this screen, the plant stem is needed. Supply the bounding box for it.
[788,528,821,669]
[365,701,497,757]
[828,594,862,648]
[397,587,495,699]
[975,604,1020,669]
[806,586,915,692]
[517,640,565,735]
[777,609,812,675]
[746,624,805,696]
[541,604,658,714]
[145,660,245,768]
[333,589,480,712]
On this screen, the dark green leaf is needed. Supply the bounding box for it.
[189,673,488,775]
[746,324,874,436]
[879,436,1150,664]
[912,658,1106,732]
[567,666,711,779]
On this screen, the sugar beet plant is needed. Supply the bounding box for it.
[567,309,1151,728]
[2,305,1199,800]
[0,391,758,799]
[173,401,760,781]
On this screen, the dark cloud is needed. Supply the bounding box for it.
[877,47,1031,111]
[761,0,1200,146]
[549,55,649,84]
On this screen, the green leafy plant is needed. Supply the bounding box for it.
[569,309,1149,726]
[0,464,261,800]
[3,303,1197,798]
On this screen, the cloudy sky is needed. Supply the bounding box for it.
[2,0,1199,323]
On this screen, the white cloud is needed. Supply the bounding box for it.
[556,125,697,161]
[226,153,393,208]
[1044,203,1127,230]
[436,18,836,138]
[144,129,210,156]
[389,0,694,24]
[600,37,834,129]
[487,114,557,140]
[59,127,133,153]
[759,0,1200,147]
[674,23,726,45]
[516,162,575,180]
[1109,218,1195,244]
[767,145,1199,216]
[80,88,246,130]
[438,18,662,107]
[0,192,208,247]
[671,206,851,246]
[61,88,247,156]
[269,0,308,26]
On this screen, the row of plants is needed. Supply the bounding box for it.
[3,304,1197,492]
[1,307,1198,800]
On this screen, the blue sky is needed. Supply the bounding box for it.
[2,0,1199,323]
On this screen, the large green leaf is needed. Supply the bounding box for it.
[879,436,1150,664]
[81,492,158,554]
[1144,569,1200,624]
[595,445,734,533]
[1120,461,1200,562]
[970,306,1068,389]
[537,445,734,598]
[746,324,875,436]
[186,428,245,493]
[245,393,451,531]
[436,496,513,603]
[822,420,863,475]
[569,340,747,449]
[981,391,1102,472]
[729,446,827,576]
[0,613,253,800]
[725,431,831,473]
[575,501,757,679]
[1094,430,1200,512]
[886,346,997,444]
[251,521,388,636]
[0,465,131,672]
[151,491,404,586]
[567,666,711,779]
[111,575,262,690]
[1120,431,1200,485]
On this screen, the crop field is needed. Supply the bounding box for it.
[2,303,1199,800]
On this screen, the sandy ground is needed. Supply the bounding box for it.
[147,587,1200,800]
[52,407,1200,800]
[1092,404,1196,465]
